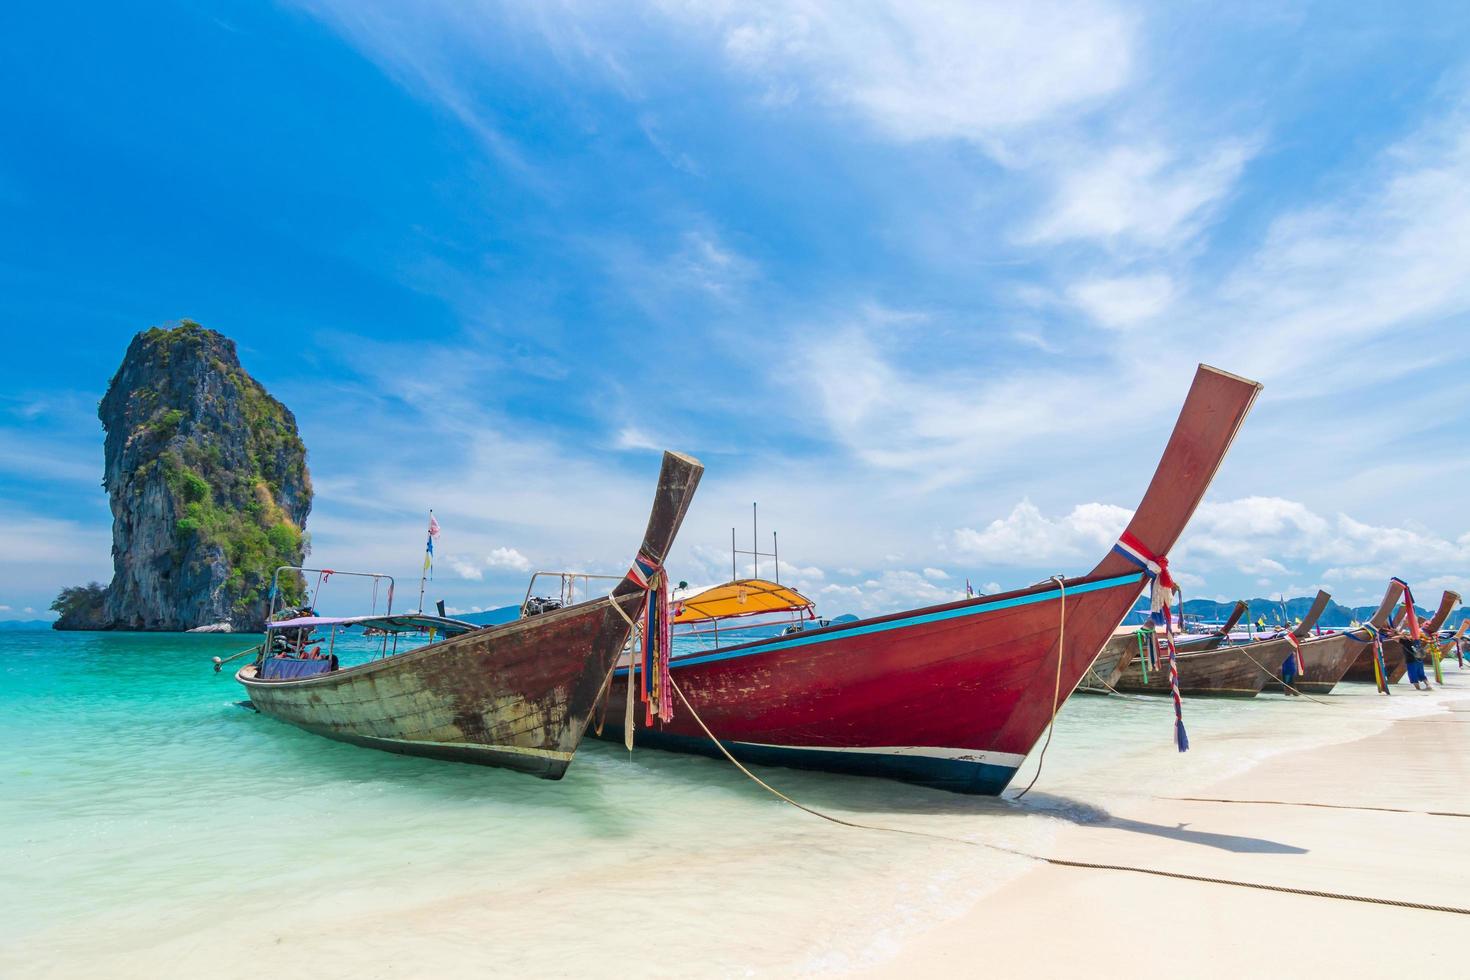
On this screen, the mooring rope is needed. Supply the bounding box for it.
[1234,643,1336,705]
[1014,576,1067,801]
[664,676,1470,917]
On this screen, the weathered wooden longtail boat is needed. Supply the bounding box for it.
[1232,590,1336,693]
[1115,592,1331,698]
[1167,600,1250,653]
[1079,600,1247,694]
[237,450,703,778]
[1341,580,1408,684]
[1263,588,1381,694]
[1340,585,1459,684]
[595,365,1262,794]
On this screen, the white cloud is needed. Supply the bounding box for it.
[614,427,661,452]
[1025,140,1254,250]
[952,500,1134,565]
[1175,496,1470,604]
[775,559,824,582]
[1067,273,1175,329]
[921,567,948,581]
[486,547,533,572]
[450,559,484,581]
[691,0,1134,144]
[0,605,10,612]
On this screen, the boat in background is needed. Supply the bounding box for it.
[594,364,1262,794]
[1341,585,1459,684]
[1115,592,1331,698]
[1079,600,1247,694]
[1263,587,1383,694]
[238,450,703,778]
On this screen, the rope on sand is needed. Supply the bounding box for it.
[665,677,1470,917]
[1160,796,1470,819]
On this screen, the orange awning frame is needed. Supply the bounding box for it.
[672,578,815,624]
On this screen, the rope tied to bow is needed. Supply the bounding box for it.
[618,550,675,729]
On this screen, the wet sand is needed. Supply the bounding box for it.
[862,681,1470,978]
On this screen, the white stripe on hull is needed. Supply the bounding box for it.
[730,741,1027,769]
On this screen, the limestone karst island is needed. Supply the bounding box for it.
[50,323,311,632]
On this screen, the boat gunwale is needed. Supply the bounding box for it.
[238,589,641,690]
[622,570,1146,674]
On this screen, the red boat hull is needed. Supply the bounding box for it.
[602,571,1145,793]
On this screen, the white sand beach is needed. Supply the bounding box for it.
[864,682,1470,978]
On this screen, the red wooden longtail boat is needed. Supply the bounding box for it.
[238,450,703,778]
[598,365,1262,794]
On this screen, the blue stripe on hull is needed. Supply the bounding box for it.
[603,727,1020,796]
[617,571,1143,676]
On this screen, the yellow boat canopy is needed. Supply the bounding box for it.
[673,578,815,623]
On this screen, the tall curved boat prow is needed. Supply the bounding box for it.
[238,451,703,779]
[1342,588,1461,684]
[1261,590,1361,694]
[599,365,1262,795]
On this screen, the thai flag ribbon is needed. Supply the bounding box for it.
[624,550,675,725]
[625,551,660,590]
[1111,531,1182,630]
[1391,577,1420,640]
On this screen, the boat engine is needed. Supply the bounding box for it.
[522,596,564,618]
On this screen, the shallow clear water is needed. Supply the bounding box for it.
[0,631,1444,977]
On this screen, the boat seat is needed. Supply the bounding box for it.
[260,656,334,680]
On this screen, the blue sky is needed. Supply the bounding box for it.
[3,1,1470,621]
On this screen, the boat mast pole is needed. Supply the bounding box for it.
[753,502,758,579]
[417,509,432,615]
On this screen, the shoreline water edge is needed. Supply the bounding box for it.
[2,631,1465,977]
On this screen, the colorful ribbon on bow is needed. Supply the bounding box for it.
[1113,533,1188,752]
[1113,530,1183,631]
[1391,577,1421,640]
[1284,630,1306,676]
[624,550,674,726]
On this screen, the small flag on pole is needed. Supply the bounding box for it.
[424,512,440,577]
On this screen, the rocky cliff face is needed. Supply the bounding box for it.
[55,322,312,630]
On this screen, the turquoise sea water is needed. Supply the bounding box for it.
[1,630,1449,978]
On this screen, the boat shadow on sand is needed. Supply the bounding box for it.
[229,709,1305,855]
[595,746,1307,856]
